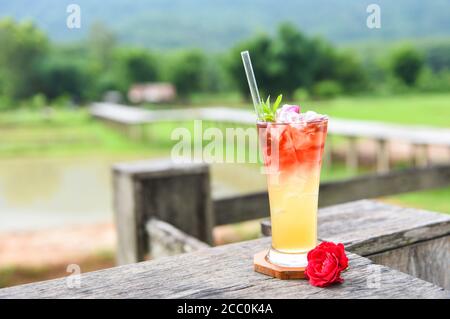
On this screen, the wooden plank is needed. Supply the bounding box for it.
[147,218,210,259]
[215,165,450,225]
[376,139,390,173]
[90,103,151,125]
[328,118,450,147]
[113,160,214,265]
[0,237,448,299]
[369,236,450,290]
[214,192,269,225]
[261,200,450,253]
[113,159,209,178]
[317,164,450,207]
[346,136,358,172]
[316,200,450,255]
[112,168,140,265]
[147,199,450,288]
[413,144,429,168]
[260,200,450,289]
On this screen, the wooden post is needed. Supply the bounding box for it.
[414,144,429,167]
[113,160,214,265]
[113,169,140,265]
[323,135,332,171]
[376,139,389,173]
[346,136,358,173]
[144,123,153,141]
[127,125,136,140]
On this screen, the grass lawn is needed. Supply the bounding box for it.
[297,93,450,127]
[382,187,450,214]
[146,93,450,127]
[0,108,168,158]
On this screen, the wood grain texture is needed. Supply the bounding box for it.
[317,165,450,207]
[113,160,214,264]
[147,218,210,258]
[215,165,450,225]
[113,159,449,265]
[261,200,450,289]
[214,191,269,225]
[253,250,305,280]
[261,200,450,254]
[0,237,448,299]
[139,172,214,244]
[318,200,450,256]
[369,236,450,290]
[113,168,140,264]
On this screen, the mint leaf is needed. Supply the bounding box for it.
[272,94,282,113]
[258,94,283,122]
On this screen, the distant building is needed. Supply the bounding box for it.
[103,90,123,104]
[128,83,177,104]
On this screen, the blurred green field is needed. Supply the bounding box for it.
[142,92,450,126]
[309,93,450,127]
[0,108,166,158]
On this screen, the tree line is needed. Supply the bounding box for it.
[0,18,449,109]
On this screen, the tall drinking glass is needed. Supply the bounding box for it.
[258,117,328,267]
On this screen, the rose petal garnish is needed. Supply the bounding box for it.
[276,104,302,123]
[282,104,300,113]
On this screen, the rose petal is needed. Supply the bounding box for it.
[305,241,348,288]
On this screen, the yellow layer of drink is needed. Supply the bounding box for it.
[267,166,320,253]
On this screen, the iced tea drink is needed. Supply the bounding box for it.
[258,116,328,267]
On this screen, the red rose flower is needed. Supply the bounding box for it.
[305,242,349,287]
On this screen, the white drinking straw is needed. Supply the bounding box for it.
[241,51,262,120]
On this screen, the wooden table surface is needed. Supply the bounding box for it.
[0,237,448,299]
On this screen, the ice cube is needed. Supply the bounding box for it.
[277,110,302,123]
[276,108,327,124]
[303,110,326,122]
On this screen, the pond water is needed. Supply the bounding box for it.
[0,156,266,232]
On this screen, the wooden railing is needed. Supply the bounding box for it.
[113,160,450,263]
[4,157,448,298]
[214,164,450,225]
[112,160,450,289]
[92,102,450,173]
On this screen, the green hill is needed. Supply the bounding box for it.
[1,0,449,50]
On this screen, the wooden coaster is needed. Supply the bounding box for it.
[253,250,306,280]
